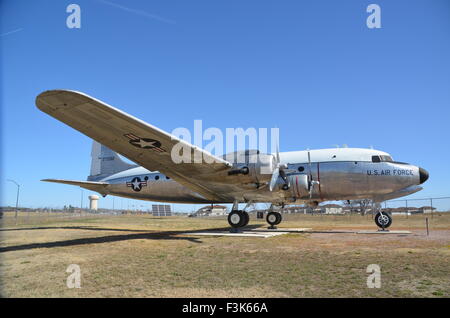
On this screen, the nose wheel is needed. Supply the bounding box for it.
[375,212,392,230]
[266,212,282,229]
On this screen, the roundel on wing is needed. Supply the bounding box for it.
[129,138,161,149]
[124,133,166,153]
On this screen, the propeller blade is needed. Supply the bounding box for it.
[307,150,312,176]
[269,167,280,191]
[274,138,281,164]
[307,150,314,198]
[309,180,320,199]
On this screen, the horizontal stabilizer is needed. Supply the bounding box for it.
[42,179,109,194]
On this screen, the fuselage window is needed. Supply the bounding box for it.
[155,175,160,180]
[298,166,305,172]
[166,176,170,180]
[372,156,381,163]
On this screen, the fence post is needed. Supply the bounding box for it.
[426,217,429,236]
[430,198,434,219]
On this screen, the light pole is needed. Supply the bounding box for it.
[80,188,84,210]
[7,179,20,224]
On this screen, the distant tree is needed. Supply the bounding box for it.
[343,199,373,215]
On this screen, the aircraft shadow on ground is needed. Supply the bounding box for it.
[0,224,264,253]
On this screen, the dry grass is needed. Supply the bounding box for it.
[1,213,449,297]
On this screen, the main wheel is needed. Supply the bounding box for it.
[275,212,282,225]
[241,211,250,227]
[228,210,245,228]
[266,212,282,226]
[375,212,392,229]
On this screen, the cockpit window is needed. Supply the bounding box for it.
[372,155,393,163]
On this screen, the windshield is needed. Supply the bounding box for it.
[372,155,393,163]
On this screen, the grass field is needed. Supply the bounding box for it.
[1,212,449,297]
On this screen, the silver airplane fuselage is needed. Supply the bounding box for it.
[97,148,428,205]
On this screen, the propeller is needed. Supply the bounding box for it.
[307,150,320,199]
[269,140,289,191]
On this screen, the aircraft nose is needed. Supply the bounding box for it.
[419,167,429,184]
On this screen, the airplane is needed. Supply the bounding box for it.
[36,90,429,231]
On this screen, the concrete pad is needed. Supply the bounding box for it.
[328,230,358,233]
[294,230,356,234]
[184,231,289,238]
[357,230,412,234]
[254,228,312,232]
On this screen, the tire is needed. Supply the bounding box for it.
[241,211,250,227]
[266,212,282,226]
[375,212,392,229]
[274,212,282,225]
[228,210,245,228]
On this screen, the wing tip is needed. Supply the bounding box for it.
[41,178,57,182]
[35,89,88,112]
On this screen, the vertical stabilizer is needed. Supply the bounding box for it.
[88,141,137,181]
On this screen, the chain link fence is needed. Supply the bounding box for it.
[384,197,450,214]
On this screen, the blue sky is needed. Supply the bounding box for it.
[1,0,450,212]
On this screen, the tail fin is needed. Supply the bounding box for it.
[87,141,138,181]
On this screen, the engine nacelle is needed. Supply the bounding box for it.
[286,173,310,198]
[226,150,276,185]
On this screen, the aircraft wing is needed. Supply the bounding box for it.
[36,90,233,202]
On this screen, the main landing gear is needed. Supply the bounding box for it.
[227,210,250,229]
[266,212,282,229]
[227,201,252,232]
[265,204,283,229]
[226,203,283,231]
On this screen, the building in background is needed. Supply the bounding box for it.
[319,204,344,214]
[194,205,228,217]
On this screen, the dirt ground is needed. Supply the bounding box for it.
[1,212,449,297]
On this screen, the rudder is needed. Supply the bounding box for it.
[88,141,137,181]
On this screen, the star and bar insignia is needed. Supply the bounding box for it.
[126,177,147,192]
[124,133,166,153]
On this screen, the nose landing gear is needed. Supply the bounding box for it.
[372,202,393,231]
[374,212,392,231]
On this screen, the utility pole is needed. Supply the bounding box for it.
[405,199,408,219]
[80,188,84,210]
[430,198,434,219]
[7,179,20,224]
